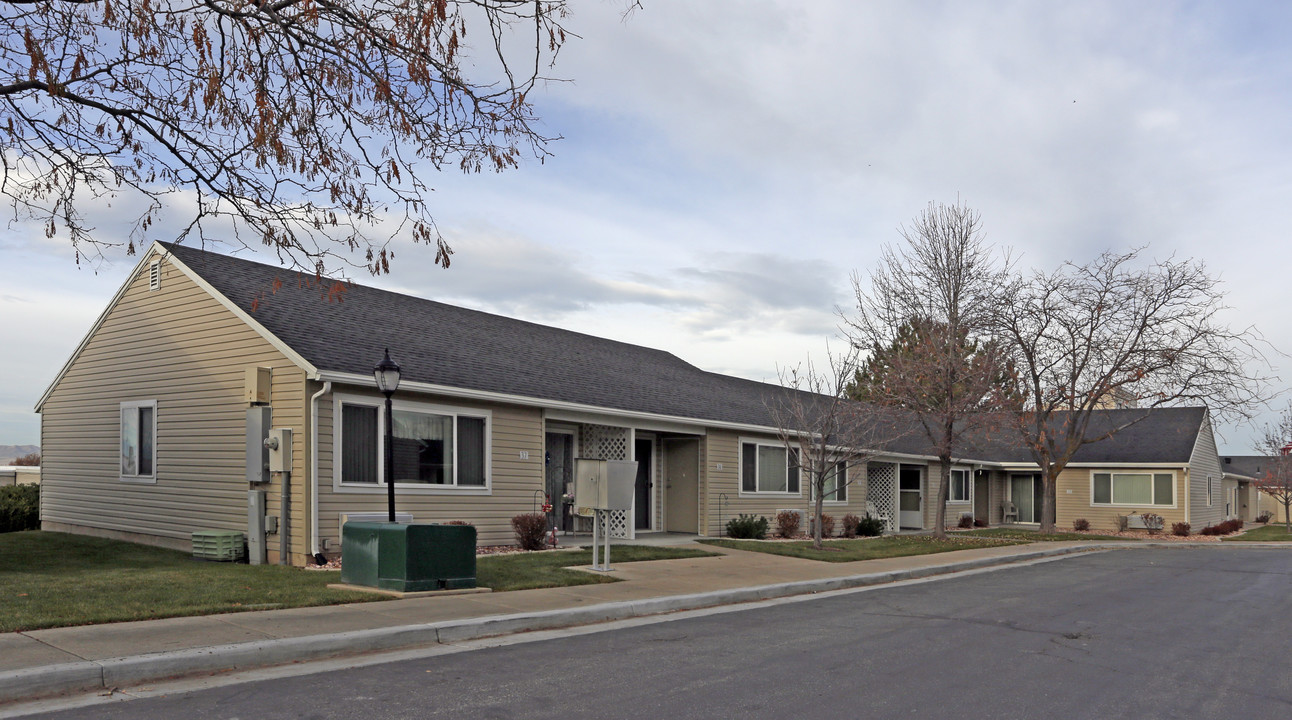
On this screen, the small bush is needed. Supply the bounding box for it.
[445,520,473,526]
[510,512,549,551]
[1256,511,1273,524]
[0,484,38,533]
[1171,521,1191,537]
[1200,518,1245,536]
[973,518,988,528]
[726,514,769,540]
[1141,513,1164,535]
[775,510,801,539]
[1072,518,1091,532]
[856,513,885,537]
[809,513,835,538]
[957,515,974,529]
[840,513,861,538]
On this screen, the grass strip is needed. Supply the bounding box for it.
[698,534,1022,563]
[954,528,1140,542]
[1222,524,1292,541]
[477,545,718,592]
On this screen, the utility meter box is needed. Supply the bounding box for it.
[244,366,272,405]
[267,428,293,473]
[245,406,271,485]
[574,458,637,511]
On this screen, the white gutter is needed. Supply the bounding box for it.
[309,381,331,557]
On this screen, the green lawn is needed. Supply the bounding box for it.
[477,545,719,592]
[0,531,379,633]
[0,531,718,632]
[1223,524,1292,542]
[954,528,1140,542]
[698,535,1022,562]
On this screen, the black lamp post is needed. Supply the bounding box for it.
[374,348,402,522]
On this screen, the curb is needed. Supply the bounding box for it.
[1,541,1280,705]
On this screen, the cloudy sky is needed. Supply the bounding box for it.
[2,1,1290,452]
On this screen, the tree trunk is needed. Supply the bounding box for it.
[1039,469,1057,534]
[933,457,950,539]
[813,476,825,550]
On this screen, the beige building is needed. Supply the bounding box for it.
[36,243,1245,565]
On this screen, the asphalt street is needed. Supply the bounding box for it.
[18,547,1292,719]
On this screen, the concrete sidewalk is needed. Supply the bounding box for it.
[0,539,1273,706]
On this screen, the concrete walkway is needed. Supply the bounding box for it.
[0,539,1282,707]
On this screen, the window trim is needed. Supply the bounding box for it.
[737,437,801,497]
[1088,470,1178,509]
[948,466,972,504]
[811,460,849,504]
[332,393,492,495]
[1207,476,1214,507]
[119,400,157,484]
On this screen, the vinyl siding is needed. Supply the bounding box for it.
[39,254,307,559]
[315,385,544,549]
[1188,413,1225,529]
[702,430,877,537]
[1054,467,1188,531]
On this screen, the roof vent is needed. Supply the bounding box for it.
[148,259,161,291]
[1224,457,1231,464]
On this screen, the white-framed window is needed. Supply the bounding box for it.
[335,394,490,492]
[739,439,800,495]
[949,467,971,503]
[120,400,157,483]
[1090,471,1176,508]
[813,460,848,503]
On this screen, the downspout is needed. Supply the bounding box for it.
[310,381,332,559]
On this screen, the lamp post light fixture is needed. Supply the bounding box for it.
[373,348,402,522]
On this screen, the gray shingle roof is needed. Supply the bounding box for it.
[163,243,1208,464]
[1221,455,1273,479]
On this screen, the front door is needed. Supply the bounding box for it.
[634,438,653,530]
[664,439,700,533]
[974,473,989,524]
[899,465,923,528]
[545,432,574,531]
[1010,473,1043,523]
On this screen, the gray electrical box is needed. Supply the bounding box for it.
[574,458,637,511]
[246,406,271,484]
[268,427,293,473]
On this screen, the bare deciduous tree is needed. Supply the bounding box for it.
[1253,403,1292,534]
[10,452,39,466]
[1,0,571,274]
[765,349,889,549]
[995,248,1270,533]
[844,200,1014,538]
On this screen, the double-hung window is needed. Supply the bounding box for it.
[949,468,971,502]
[820,460,847,503]
[338,397,488,488]
[740,440,800,495]
[1091,472,1174,507]
[120,400,156,482]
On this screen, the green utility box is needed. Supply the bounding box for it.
[192,530,246,562]
[340,522,477,592]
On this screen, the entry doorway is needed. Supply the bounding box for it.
[1010,473,1044,524]
[973,473,990,524]
[545,431,574,532]
[664,438,700,533]
[899,465,923,528]
[634,437,654,530]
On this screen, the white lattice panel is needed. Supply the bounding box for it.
[580,424,632,539]
[867,462,897,533]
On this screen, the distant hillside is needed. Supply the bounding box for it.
[0,445,39,465]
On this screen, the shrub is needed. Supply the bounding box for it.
[775,510,801,539]
[1115,515,1129,532]
[510,512,549,550]
[1171,521,1191,537]
[1072,518,1091,532]
[810,513,835,538]
[840,513,861,538]
[1200,519,1244,536]
[445,520,473,526]
[973,518,988,528]
[1141,513,1164,535]
[856,513,885,537]
[726,514,769,540]
[1256,511,1273,524]
[957,514,974,529]
[0,484,39,533]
